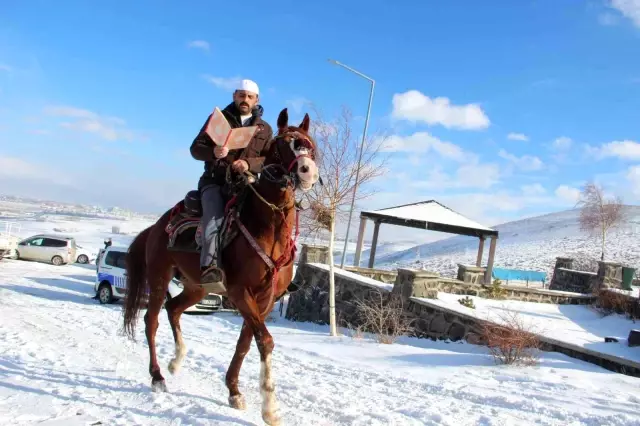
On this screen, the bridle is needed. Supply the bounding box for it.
[260,130,317,192]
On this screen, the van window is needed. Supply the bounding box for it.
[26,238,44,246]
[105,250,126,269]
[116,253,127,269]
[42,238,68,248]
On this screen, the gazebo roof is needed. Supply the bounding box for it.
[360,200,498,238]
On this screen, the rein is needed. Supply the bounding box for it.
[225,163,301,312]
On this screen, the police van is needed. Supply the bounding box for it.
[94,245,223,312]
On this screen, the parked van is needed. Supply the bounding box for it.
[95,246,223,312]
[15,234,77,265]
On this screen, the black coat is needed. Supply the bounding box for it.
[190,102,273,189]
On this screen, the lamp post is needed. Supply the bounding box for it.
[327,59,375,269]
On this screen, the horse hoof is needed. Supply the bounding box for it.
[229,394,246,410]
[262,411,281,426]
[152,379,168,393]
[168,360,180,375]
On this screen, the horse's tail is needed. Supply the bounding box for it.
[122,225,152,340]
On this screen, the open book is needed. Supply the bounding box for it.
[205,107,258,150]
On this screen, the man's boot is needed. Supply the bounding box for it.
[200,230,226,294]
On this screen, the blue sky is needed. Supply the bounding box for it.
[0,0,639,241]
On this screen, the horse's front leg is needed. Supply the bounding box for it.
[254,322,280,426]
[225,321,253,410]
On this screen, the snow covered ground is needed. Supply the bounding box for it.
[428,292,640,363]
[2,260,640,425]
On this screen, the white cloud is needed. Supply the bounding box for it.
[391,90,490,130]
[555,185,581,204]
[202,74,242,92]
[588,139,640,160]
[411,163,500,190]
[552,136,572,151]
[521,183,546,196]
[0,155,75,186]
[381,132,469,162]
[187,40,210,51]
[507,132,529,142]
[498,149,544,171]
[285,97,310,115]
[626,165,640,197]
[44,105,137,142]
[609,0,640,27]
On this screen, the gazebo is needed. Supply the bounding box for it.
[353,200,499,284]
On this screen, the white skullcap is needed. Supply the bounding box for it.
[237,79,259,95]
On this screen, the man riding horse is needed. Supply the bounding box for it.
[189,79,273,290]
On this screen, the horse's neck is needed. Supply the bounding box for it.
[240,182,294,242]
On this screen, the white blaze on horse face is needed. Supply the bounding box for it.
[289,141,319,191]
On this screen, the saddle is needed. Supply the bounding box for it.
[164,182,245,270]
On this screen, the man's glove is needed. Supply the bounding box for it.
[232,160,249,174]
[214,146,229,159]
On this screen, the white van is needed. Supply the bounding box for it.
[94,246,223,312]
[16,234,77,265]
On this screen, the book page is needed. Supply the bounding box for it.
[205,107,232,146]
[225,126,258,150]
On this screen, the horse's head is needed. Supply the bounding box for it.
[262,108,320,192]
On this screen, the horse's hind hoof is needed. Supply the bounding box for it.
[229,394,246,410]
[262,411,281,426]
[152,379,168,393]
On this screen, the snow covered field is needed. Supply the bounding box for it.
[429,292,640,363]
[2,260,640,425]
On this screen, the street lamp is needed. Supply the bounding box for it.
[327,59,375,268]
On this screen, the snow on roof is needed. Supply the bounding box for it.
[361,200,497,237]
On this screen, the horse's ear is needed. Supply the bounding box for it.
[299,113,310,133]
[277,108,289,133]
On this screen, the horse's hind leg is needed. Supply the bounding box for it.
[144,264,173,392]
[166,281,206,375]
[226,321,253,410]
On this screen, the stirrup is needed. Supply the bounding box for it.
[199,266,226,294]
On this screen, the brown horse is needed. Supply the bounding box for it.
[121,108,319,425]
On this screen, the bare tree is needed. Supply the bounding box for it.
[302,105,389,336]
[576,182,626,261]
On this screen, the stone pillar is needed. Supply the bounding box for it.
[550,257,574,290]
[368,220,381,269]
[353,217,367,267]
[596,261,623,290]
[393,268,441,301]
[299,244,330,265]
[554,257,574,271]
[476,237,485,267]
[457,264,487,285]
[483,236,497,285]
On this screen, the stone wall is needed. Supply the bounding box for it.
[297,244,330,265]
[286,256,640,378]
[286,262,485,343]
[597,261,623,290]
[457,264,486,285]
[348,265,593,305]
[549,257,626,294]
[549,268,598,294]
[285,263,392,326]
[343,266,398,284]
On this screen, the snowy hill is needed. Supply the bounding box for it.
[373,206,640,281]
